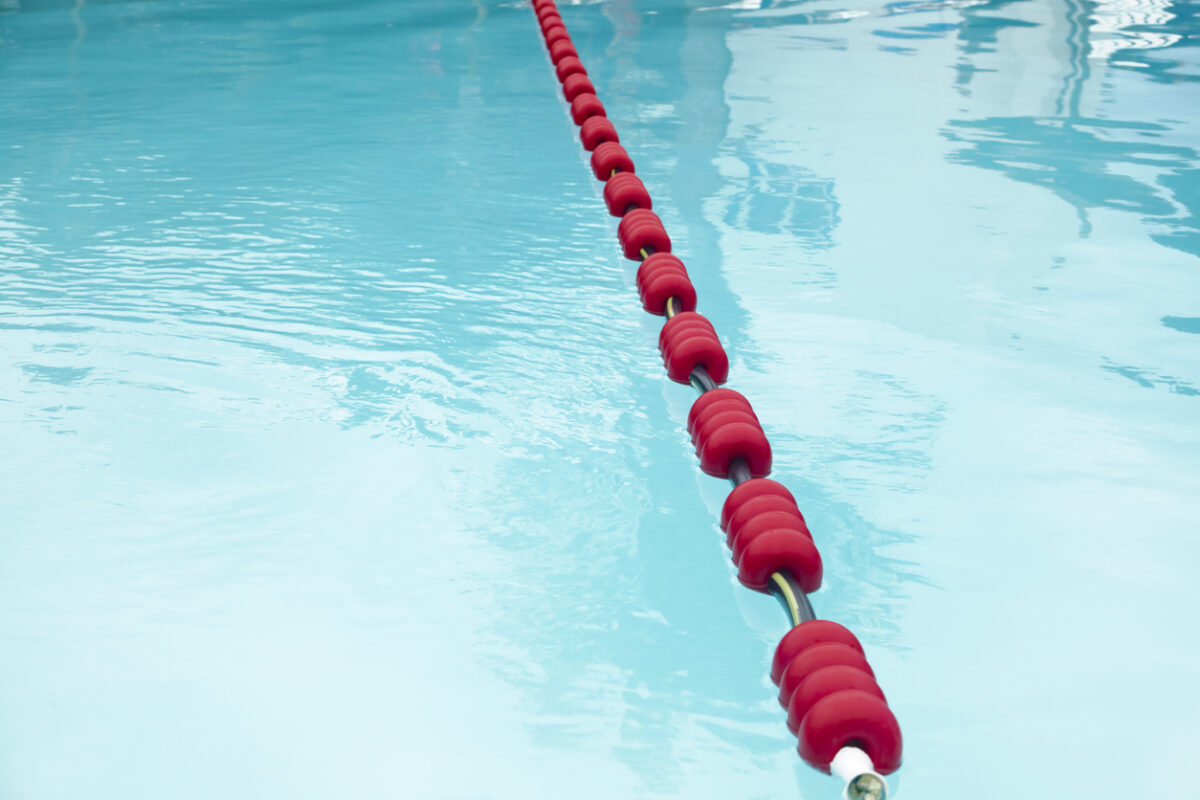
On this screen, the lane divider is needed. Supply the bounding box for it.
[529,2,903,795]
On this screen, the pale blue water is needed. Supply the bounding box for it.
[2,0,1199,797]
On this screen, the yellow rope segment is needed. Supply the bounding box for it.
[769,572,802,627]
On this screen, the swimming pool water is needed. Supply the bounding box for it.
[2,0,1199,797]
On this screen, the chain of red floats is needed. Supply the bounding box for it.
[531,0,903,783]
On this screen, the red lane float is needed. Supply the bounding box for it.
[689,389,757,432]
[771,620,864,685]
[725,494,807,547]
[550,40,578,62]
[530,3,902,782]
[693,409,759,446]
[570,93,606,125]
[554,54,585,80]
[635,253,694,311]
[658,311,727,384]
[591,142,635,179]
[580,116,619,150]
[739,531,823,593]
[799,692,903,775]
[603,173,651,216]
[697,421,770,477]
[562,73,595,102]
[787,666,885,734]
[770,620,901,774]
[681,388,772,474]
[778,643,874,709]
[617,209,670,260]
[636,253,696,315]
[721,478,794,532]
[689,388,756,441]
[731,513,813,566]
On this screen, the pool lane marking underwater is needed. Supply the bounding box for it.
[531,2,904,797]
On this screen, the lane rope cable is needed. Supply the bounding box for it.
[530,3,904,797]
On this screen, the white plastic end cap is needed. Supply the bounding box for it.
[831,746,889,800]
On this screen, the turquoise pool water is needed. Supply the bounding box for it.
[3,0,1199,796]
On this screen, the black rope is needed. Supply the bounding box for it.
[768,571,817,625]
[688,366,718,394]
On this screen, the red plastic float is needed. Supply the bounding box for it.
[778,642,874,708]
[638,272,696,316]
[636,255,696,315]
[687,396,757,434]
[570,93,606,125]
[720,477,794,530]
[617,211,670,259]
[634,252,683,283]
[663,332,726,384]
[617,208,662,245]
[798,691,903,775]
[725,494,807,547]
[603,173,651,217]
[731,516,812,566]
[660,325,720,363]
[691,409,759,446]
[580,117,619,151]
[656,310,714,345]
[688,389,753,432]
[554,54,585,80]
[549,40,578,63]
[641,274,696,315]
[697,421,771,477]
[691,393,753,431]
[621,225,670,260]
[738,529,822,593]
[692,408,761,445]
[786,666,885,734]
[658,312,726,384]
[691,398,753,434]
[591,142,635,180]
[772,620,864,685]
[562,73,595,102]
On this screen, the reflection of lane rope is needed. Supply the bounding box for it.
[1059,0,1090,118]
[531,3,903,796]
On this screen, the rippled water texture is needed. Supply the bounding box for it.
[2,0,1199,797]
